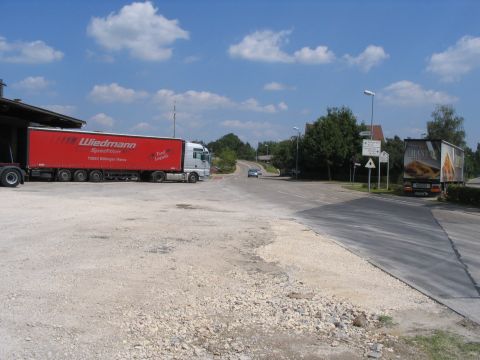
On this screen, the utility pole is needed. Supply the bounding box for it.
[0,79,6,98]
[173,101,176,138]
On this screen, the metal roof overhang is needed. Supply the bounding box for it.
[0,97,85,129]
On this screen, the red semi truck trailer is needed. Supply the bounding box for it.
[0,127,211,187]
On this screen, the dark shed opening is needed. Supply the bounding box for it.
[0,97,85,167]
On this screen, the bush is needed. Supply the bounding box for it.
[446,185,480,207]
[215,148,237,174]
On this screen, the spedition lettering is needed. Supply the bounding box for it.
[78,137,136,149]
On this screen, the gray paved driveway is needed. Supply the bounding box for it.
[231,161,480,323]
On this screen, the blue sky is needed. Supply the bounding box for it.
[1,0,479,148]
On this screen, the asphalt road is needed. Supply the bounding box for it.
[230,161,480,324]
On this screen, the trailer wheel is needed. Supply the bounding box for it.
[188,172,198,183]
[151,171,166,183]
[73,170,88,182]
[57,169,72,182]
[1,169,21,187]
[89,170,103,182]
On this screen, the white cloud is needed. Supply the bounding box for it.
[379,80,458,106]
[183,55,200,63]
[229,30,390,72]
[87,1,189,61]
[228,30,293,63]
[89,83,148,103]
[42,104,76,116]
[263,82,295,91]
[228,30,336,65]
[427,36,480,82]
[221,120,272,130]
[90,113,115,128]
[293,46,335,64]
[131,122,155,132]
[278,101,288,111]
[220,119,280,139]
[240,98,287,113]
[344,45,389,72]
[0,36,63,64]
[154,89,233,110]
[13,76,51,91]
[241,98,276,113]
[154,88,285,113]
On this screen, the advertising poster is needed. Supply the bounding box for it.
[403,140,441,180]
[440,143,464,182]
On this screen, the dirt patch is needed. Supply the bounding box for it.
[0,181,478,359]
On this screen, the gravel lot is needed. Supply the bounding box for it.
[1,179,478,359]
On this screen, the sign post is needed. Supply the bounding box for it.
[353,162,361,183]
[387,157,389,190]
[378,157,381,189]
[365,158,376,192]
[362,140,381,192]
[379,151,390,191]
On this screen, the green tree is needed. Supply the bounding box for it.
[258,141,278,156]
[272,138,297,173]
[383,136,405,183]
[426,105,466,147]
[207,133,255,160]
[464,143,480,179]
[476,144,480,176]
[208,133,242,154]
[303,107,362,180]
[216,148,237,173]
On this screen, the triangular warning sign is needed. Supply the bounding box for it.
[365,158,376,168]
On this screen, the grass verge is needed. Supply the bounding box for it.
[407,331,480,360]
[377,315,395,327]
[343,183,403,195]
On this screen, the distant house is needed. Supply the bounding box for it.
[258,155,272,162]
[371,125,384,142]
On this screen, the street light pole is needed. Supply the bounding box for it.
[364,90,376,191]
[363,90,375,140]
[293,126,300,180]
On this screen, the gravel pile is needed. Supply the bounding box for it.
[119,269,397,359]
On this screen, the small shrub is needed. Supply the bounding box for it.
[446,185,480,207]
[378,315,395,327]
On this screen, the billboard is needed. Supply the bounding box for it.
[28,128,184,171]
[441,142,464,182]
[403,140,441,180]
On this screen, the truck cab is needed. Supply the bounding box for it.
[183,142,211,182]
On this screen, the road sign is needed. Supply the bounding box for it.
[365,158,376,168]
[380,151,389,163]
[354,162,361,167]
[359,131,371,137]
[362,139,381,157]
